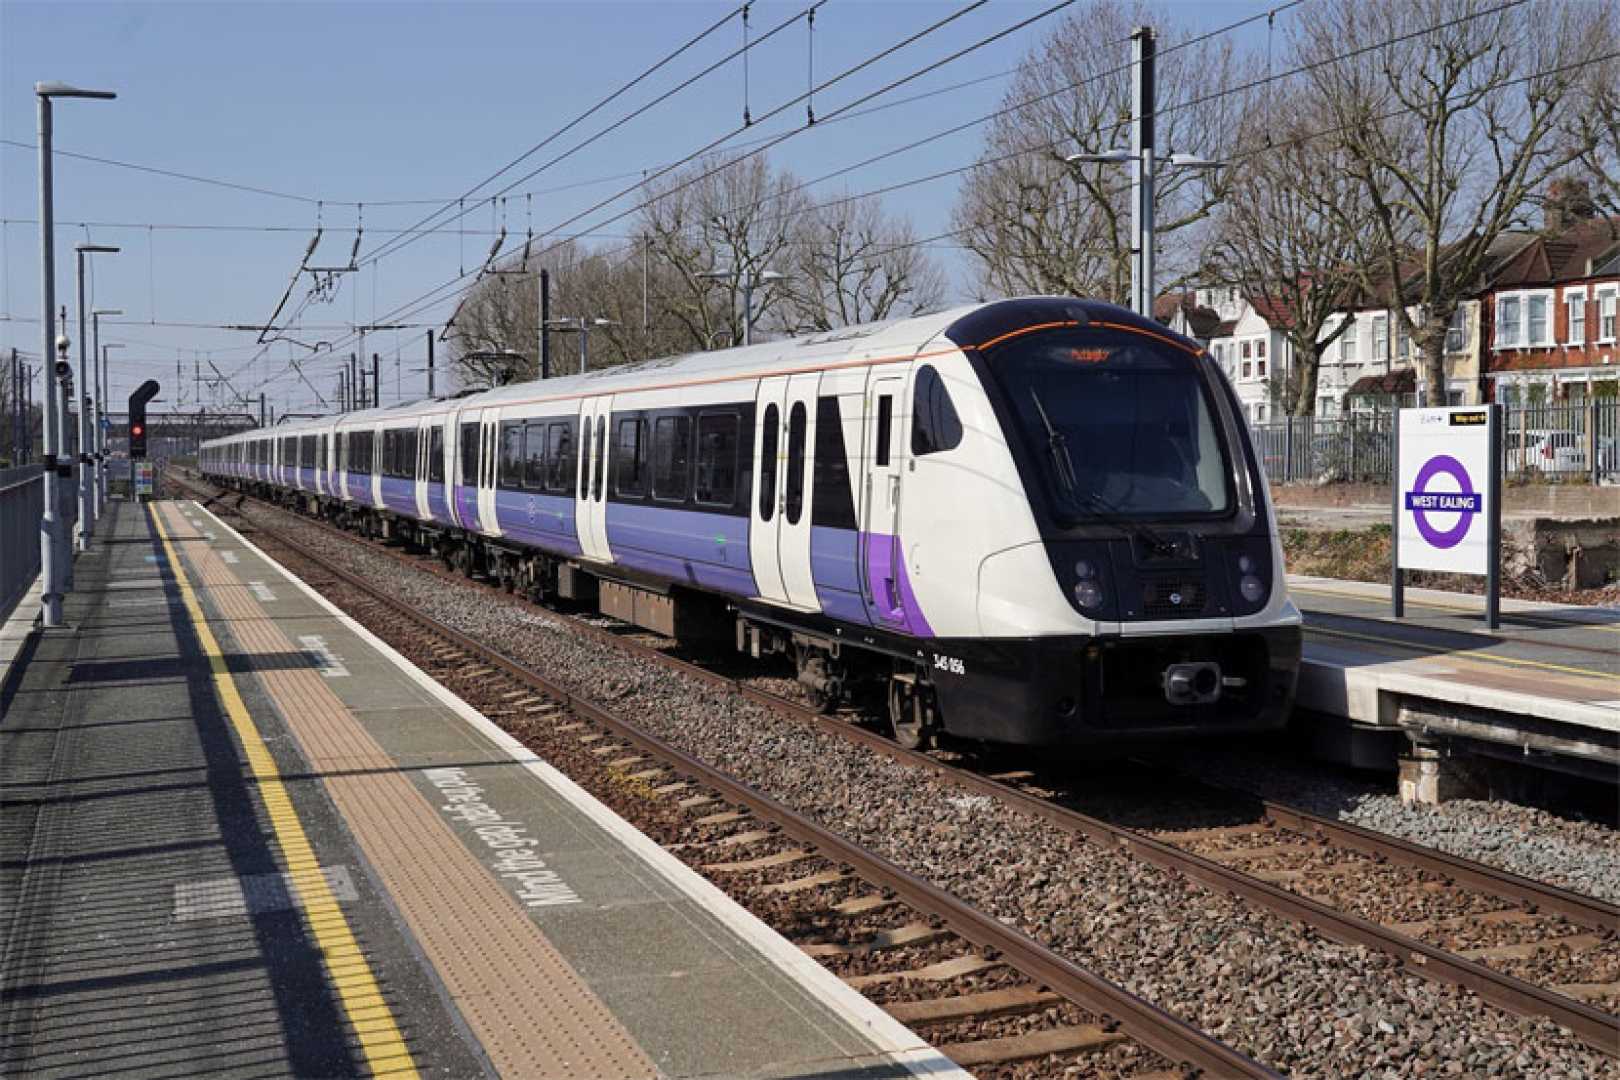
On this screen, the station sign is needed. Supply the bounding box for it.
[1392,406,1502,627]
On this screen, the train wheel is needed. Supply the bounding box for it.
[888,677,934,751]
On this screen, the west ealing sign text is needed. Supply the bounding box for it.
[1395,408,1495,576]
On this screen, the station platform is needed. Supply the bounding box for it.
[1288,574,1619,770]
[0,499,957,1079]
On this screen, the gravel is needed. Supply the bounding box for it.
[1157,744,1620,906]
[229,502,1620,1079]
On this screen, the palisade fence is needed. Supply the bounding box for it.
[0,464,44,623]
[1251,401,1620,485]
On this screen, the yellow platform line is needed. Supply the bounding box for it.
[1291,583,1620,635]
[151,506,419,1078]
[1307,623,1619,682]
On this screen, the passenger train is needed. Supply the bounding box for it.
[200,297,1302,749]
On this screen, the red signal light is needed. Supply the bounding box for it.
[131,424,144,436]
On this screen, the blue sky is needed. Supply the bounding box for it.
[1,0,1279,413]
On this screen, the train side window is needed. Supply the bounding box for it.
[652,415,692,503]
[758,404,779,521]
[875,395,893,467]
[785,402,807,524]
[591,418,607,502]
[500,422,524,489]
[615,418,646,497]
[546,422,575,494]
[579,421,590,500]
[429,427,445,482]
[460,423,478,485]
[381,431,395,477]
[523,422,546,488]
[911,365,963,455]
[694,411,739,508]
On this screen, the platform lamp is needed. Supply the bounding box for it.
[92,309,123,514]
[36,80,116,626]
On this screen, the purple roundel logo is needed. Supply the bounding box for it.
[1404,454,1481,549]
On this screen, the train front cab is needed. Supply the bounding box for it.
[911,299,1301,749]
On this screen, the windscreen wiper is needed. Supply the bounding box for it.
[1029,389,1173,553]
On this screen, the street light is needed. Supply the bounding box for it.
[699,268,784,347]
[74,244,117,547]
[542,317,616,374]
[36,80,116,627]
[1064,149,1223,317]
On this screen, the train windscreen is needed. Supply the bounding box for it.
[985,328,1234,519]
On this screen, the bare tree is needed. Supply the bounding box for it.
[1298,0,1610,404]
[1204,94,1378,415]
[777,194,946,334]
[1575,49,1620,217]
[446,238,586,389]
[638,152,812,348]
[951,0,1248,303]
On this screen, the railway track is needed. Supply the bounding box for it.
[175,474,1620,1059]
[170,478,1271,1078]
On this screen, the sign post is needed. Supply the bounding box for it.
[1393,405,1502,628]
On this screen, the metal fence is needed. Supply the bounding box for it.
[1251,401,1620,485]
[0,464,43,623]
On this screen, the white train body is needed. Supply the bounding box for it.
[203,298,1301,747]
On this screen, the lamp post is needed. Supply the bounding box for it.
[36,81,115,626]
[100,341,124,507]
[699,268,783,347]
[74,245,117,546]
[542,317,616,374]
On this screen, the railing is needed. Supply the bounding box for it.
[1252,401,1620,485]
[0,464,43,623]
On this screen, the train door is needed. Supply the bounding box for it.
[478,411,500,535]
[749,377,789,603]
[859,370,909,629]
[575,397,612,562]
[414,417,431,520]
[452,407,480,531]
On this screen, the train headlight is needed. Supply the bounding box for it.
[1072,559,1104,610]
[1239,574,1266,604]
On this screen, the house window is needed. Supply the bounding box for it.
[1598,286,1618,343]
[1372,315,1388,360]
[1527,294,1549,345]
[1566,290,1586,346]
[1496,296,1521,348]
[1445,309,1467,353]
[1396,318,1410,359]
[1339,319,1358,363]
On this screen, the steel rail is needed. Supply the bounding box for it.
[200,489,1276,1080]
[177,474,1620,1055]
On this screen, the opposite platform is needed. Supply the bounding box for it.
[0,498,959,1079]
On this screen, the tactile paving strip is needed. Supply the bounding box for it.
[158,504,656,1079]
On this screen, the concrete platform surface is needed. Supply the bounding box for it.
[0,499,960,1079]
[1288,574,1619,763]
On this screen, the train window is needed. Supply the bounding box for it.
[545,422,575,494]
[300,435,316,467]
[652,415,692,503]
[785,402,807,524]
[694,412,740,508]
[758,404,779,521]
[429,427,444,482]
[592,418,607,502]
[911,365,963,455]
[615,418,646,497]
[404,430,419,479]
[874,395,893,467]
[523,422,546,488]
[381,430,395,476]
[812,397,858,530]
[460,423,478,485]
[579,422,590,500]
[499,422,524,489]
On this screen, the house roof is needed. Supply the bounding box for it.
[1347,368,1417,396]
[1153,291,1222,338]
[1489,217,1620,288]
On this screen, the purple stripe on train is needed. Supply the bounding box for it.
[810,526,869,627]
[862,531,934,638]
[493,490,582,556]
[425,481,450,526]
[380,476,415,516]
[606,502,757,599]
[453,483,480,532]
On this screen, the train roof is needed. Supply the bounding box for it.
[207,298,1192,446]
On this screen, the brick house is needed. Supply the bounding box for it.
[1482,209,1620,407]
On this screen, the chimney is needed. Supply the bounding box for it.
[1543,177,1596,233]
